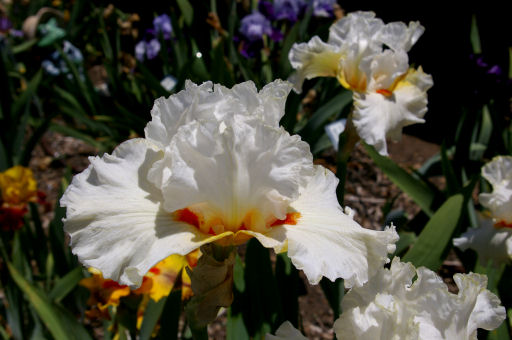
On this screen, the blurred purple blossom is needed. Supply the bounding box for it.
[152,14,172,40]
[135,39,161,61]
[240,12,274,42]
[467,54,510,108]
[0,16,12,32]
[274,0,306,21]
[135,41,146,61]
[42,41,84,79]
[260,0,306,22]
[472,55,504,76]
[311,0,336,17]
[10,29,24,37]
[487,65,502,75]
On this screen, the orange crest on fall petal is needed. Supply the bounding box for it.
[494,220,512,229]
[175,207,300,236]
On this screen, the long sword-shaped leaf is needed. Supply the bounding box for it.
[6,261,71,340]
[155,290,181,340]
[48,267,83,302]
[402,194,464,270]
[364,143,435,216]
[139,298,167,340]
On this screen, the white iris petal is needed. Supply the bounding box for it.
[61,139,223,287]
[479,156,512,223]
[61,80,398,287]
[289,11,433,156]
[265,321,308,340]
[453,156,512,266]
[334,258,506,340]
[453,214,512,266]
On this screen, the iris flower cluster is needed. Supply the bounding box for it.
[62,9,507,338]
[41,40,84,78]
[238,0,337,58]
[269,258,505,339]
[135,14,172,62]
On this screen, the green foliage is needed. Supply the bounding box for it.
[364,143,436,216]
[0,1,510,339]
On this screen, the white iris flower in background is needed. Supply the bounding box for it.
[334,257,505,339]
[265,321,308,340]
[268,257,505,339]
[453,156,512,266]
[288,11,433,155]
[61,80,398,288]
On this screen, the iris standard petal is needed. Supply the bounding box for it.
[161,115,313,233]
[288,36,342,92]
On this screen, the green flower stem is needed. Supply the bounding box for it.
[336,111,360,205]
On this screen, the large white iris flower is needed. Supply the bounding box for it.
[61,80,398,288]
[289,11,433,155]
[453,156,512,265]
[334,257,505,339]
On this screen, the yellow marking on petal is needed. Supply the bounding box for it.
[393,67,426,92]
[303,51,342,78]
[79,271,131,313]
[338,68,367,92]
[145,254,188,302]
[181,250,199,300]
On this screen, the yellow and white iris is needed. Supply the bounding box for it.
[289,11,433,155]
[61,80,398,288]
[453,156,512,265]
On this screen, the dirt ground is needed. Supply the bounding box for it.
[29,131,453,339]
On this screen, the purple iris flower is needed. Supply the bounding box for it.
[135,41,146,61]
[240,11,284,44]
[146,39,161,59]
[135,39,161,61]
[240,12,274,42]
[311,0,336,17]
[10,29,24,37]
[487,65,502,75]
[152,14,172,40]
[273,0,306,21]
[0,16,12,31]
[472,55,504,76]
[42,41,84,79]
